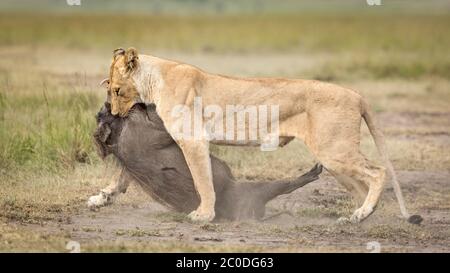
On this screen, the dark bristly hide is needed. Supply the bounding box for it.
[94,103,322,220]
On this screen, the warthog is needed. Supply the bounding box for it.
[92,103,322,220]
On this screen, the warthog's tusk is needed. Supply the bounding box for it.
[99,78,109,86]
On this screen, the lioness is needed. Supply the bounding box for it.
[102,47,421,224]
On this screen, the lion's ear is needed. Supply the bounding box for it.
[113,48,125,60]
[125,47,139,72]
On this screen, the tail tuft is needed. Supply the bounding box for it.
[407,214,423,225]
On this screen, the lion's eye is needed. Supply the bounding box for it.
[114,88,120,96]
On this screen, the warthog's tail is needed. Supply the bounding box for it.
[255,163,323,203]
[361,100,423,224]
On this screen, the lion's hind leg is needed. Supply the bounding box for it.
[349,159,386,223]
[303,106,386,223]
[320,153,386,223]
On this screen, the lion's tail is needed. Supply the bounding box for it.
[361,100,422,224]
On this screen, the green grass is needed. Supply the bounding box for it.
[0,71,102,173]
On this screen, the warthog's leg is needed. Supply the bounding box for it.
[87,167,131,208]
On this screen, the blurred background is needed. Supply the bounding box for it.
[0,0,449,252]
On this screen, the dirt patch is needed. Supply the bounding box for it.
[377,111,450,145]
[20,170,448,253]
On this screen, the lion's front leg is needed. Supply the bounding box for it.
[87,167,131,209]
[177,139,216,222]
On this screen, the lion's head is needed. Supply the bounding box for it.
[101,47,140,117]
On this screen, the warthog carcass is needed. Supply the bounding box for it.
[93,103,322,220]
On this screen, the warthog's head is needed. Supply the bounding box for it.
[100,48,141,117]
[93,102,124,158]
[93,101,170,159]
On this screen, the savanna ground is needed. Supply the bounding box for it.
[0,7,449,252]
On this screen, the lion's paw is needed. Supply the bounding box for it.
[188,209,215,222]
[350,206,374,223]
[336,217,351,225]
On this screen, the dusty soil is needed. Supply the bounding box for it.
[22,168,447,253]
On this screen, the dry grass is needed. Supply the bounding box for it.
[0,12,449,252]
[1,13,448,54]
